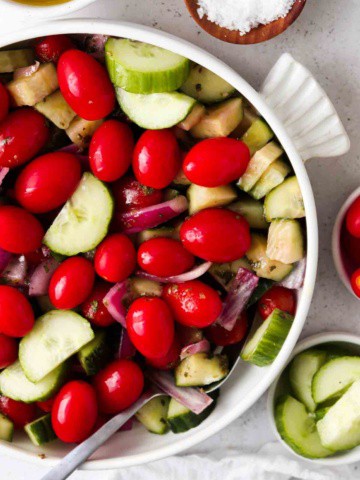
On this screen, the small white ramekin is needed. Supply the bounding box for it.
[0,0,97,20]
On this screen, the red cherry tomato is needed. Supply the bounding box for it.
[24,248,48,269]
[57,50,115,121]
[0,83,9,122]
[133,129,180,189]
[206,311,248,346]
[346,197,360,239]
[52,381,98,443]
[81,282,115,327]
[183,138,250,187]
[15,152,81,214]
[34,35,75,63]
[258,286,297,320]
[126,297,174,359]
[138,237,195,277]
[0,206,44,254]
[0,285,34,337]
[37,396,56,413]
[89,120,134,182]
[163,280,222,328]
[112,175,163,212]
[0,108,49,168]
[342,229,360,266]
[180,208,251,262]
[146,337,181,370]
[0,334,18,368]
[94,233,136,283]
[49,257,95,309]
[0,396,37,429]
[351,268,360,298]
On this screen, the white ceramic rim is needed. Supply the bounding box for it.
[0,19,318,470]
[267,331,360,465]
[1,0,96,19]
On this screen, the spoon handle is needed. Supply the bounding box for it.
[41,390,157,480]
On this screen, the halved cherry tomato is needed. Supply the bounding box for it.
[81,282,115,327]
[133,129,180,189]
[112,175,163,212]
[0,206,44,254]
[258,286,296,320]
[49,257,95,309]
[89,120,134,182]
[93,359,144,414]
[34,35,76,63]
[180,208,251,262]
[37,396,55,413]
[0,285,34,337]
[351,268,360,298]
[57,50,115,120]
[346,197,360,239]
[0,334,18,368]
[52,381,98,443]
[138,238,195,277]
[0,396,37,429]
[146,337,181,370]
[0,108,49,168]
[15,152,81,213]
[94,233,136,283]
[126,297,174,359]
[183,138,250,187]
[163,280,222,328]
[206,312,248,346]
[0,82,9,122]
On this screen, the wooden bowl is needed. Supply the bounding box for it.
[184,0,307,44]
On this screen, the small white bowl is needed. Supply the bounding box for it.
[332,186,360,299]
[0,0,97,20]
[268,332,360,465]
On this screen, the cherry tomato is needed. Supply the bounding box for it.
[183,138,250,187]
[34,35,75,63]
[15,152,81,214]
[206,312,248,346]
[346,197,360,239]
[146,337,181,370]
[37,396,55,413]
[81,282,115,327]
[0,334,18,368]
[94,233,136,283]
[351,268,360,298]
[57,50,115,121]
[126,297,174,359]
[52,381,98,443]
[258,286,297,320]
[0,396,37,429]
[0,285,34,337]
[0,108,49,168]
[0,83,9,122]
[163,280,222,328]
[180,208,251,262]
[0,206,44,254]
[93,359,144,414]
[138,238,195,277]
[112,175,163,212]
[133,129,180,189]
[24,248,48,269]
[49,257,95,309]
[89,120,134,182]
[342,229,360,266]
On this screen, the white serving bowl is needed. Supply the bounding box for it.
[0,19,349,470]
[0,0,97,20]
[268,332,360,465]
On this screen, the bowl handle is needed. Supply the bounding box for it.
[260,53,350,162]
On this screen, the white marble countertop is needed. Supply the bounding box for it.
[1,0,360,477]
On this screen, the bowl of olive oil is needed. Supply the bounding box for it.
[2,0,97,19]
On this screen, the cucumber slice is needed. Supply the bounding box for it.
[187,184,237,215]
[35,90,76,130]
[0,49,34,73]
[19,310,94,383]
[317,379,360,451]
[129,278,163,298]
[0,360,66,403]
[137,226,178,244]
[173,168,191,187]
[209,257,253,291]
[247,278,274,307]
[289,350,328,412]
[249,159,291,200]
[174,353,229,387]
[231,107,259,139]
[315,407,330,422]
[229,196,269,229]
[312,356,360,404]
[105,38,190,94]
[0,414,14,442]
[241,118,274,156]
[267,220,304,265]
[116,88,196,130]
[77,330,110,376]
[177,103,206,131]
[135,395,170,435]
[264,176,305,222]
[44,173,114,256]
[167,396,216,434]
[180,63,235,104]
[65,117,103,149]
[24,414,56,446]
[241,309,294,366]
[275,395,333,458]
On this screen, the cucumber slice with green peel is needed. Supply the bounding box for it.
[167,396,216,434]
[0,360,66,403]
[264,176,305,222]
[24,414,56,446]
[135,395,170,435]
[44,173,114,256]
[19,310,94,383]
[249,159,291,200]
[180,63,235,104]
[0,414,14,442]
[137,226,178,244]
[174,353,229,387]
[315,407,330,422]
[35,90,76,130]
[241,118,274,156]
[247,278,274,307]
[105,38,190,94]
[241,309,294,366]
[229,196,269,230]
[77,330,110,376]
[209,257,253,291]
[231,107,258,139]
[267,220,304,265]
[187,184,237,215]
[275,395,333,458]
[289,350,328,412]
[312,356,360,404]
[0,49,35,73]
[116,88,197,130]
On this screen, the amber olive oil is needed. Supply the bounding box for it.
[9,0,71,6]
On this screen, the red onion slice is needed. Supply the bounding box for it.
[0,168,9,187]
[180,339,210,361]
[216,267,259,331]
[28,257,59,296]
[135,262,212,284]
[1,255,27,286]
[117,329,136,359]
[103,281,128,328]
[278,258,306,290]
[13,61,40,80]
